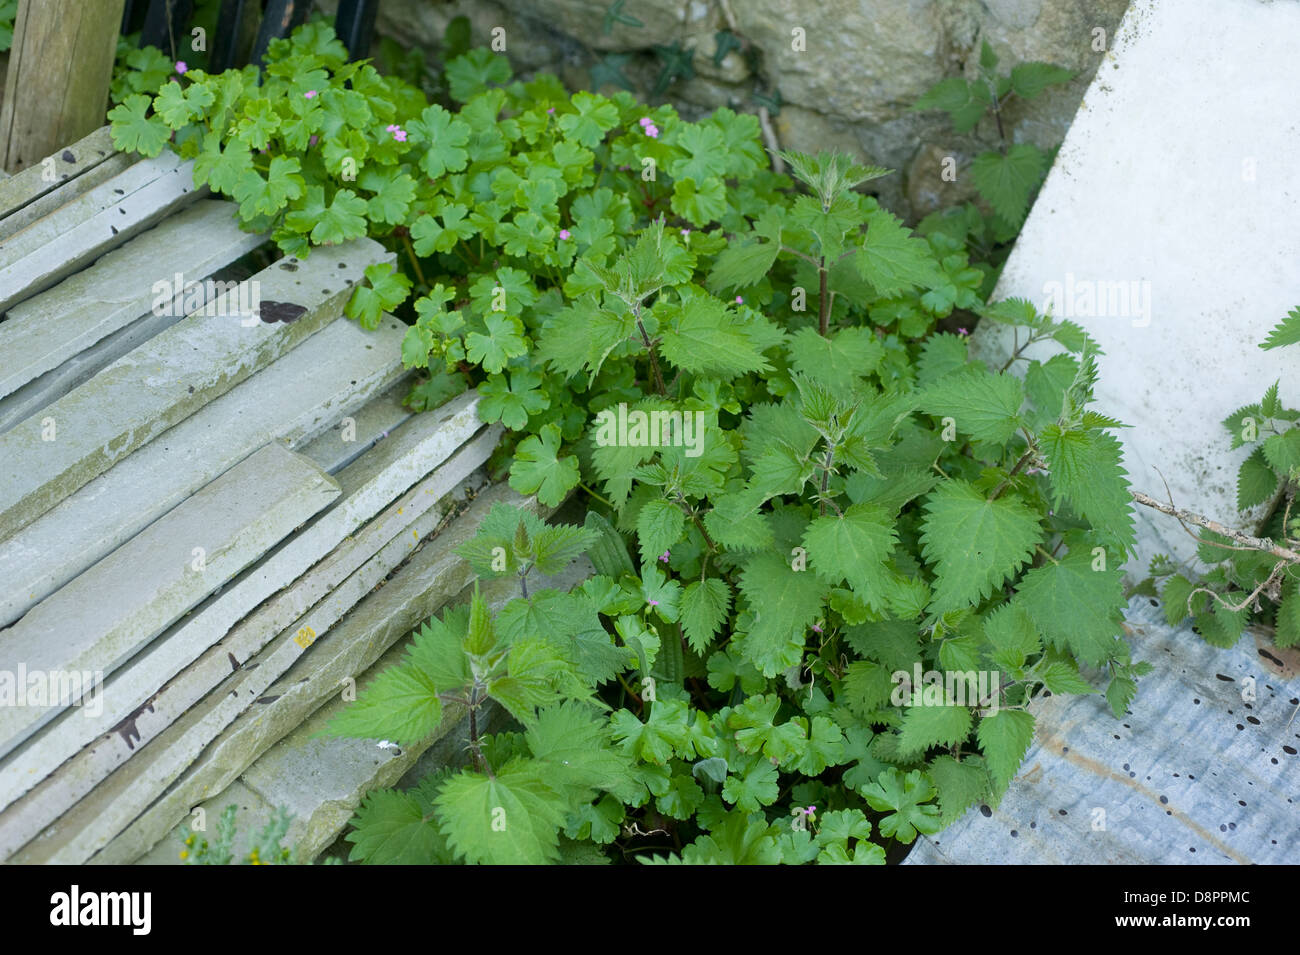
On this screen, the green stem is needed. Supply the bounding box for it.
[580,482,613,507]
[401,234,428,287]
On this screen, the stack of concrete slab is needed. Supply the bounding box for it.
[0,128,510,864]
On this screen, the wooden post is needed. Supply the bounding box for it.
[0,0,126,174]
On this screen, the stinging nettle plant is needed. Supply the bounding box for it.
[109,19,1145,863]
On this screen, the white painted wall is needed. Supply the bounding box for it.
[975,0,1300,577]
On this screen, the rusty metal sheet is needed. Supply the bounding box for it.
[904,597,1300,865]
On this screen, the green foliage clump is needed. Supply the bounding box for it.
[178,804,298,865]
[110,20,1142,864]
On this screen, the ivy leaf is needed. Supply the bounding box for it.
[434,761,566,864]
[346,262,412,330]
[680,578,732,653]
[108,94,169,156]
[970,143,1047,224]
[976,709,1036,792]
[859,768,942,843]
[920,481,1041,614]
[509,424,580,507]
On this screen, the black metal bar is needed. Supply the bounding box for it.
[208,0,248,72]
[121,0,150,36]
[139,0,195,57]
[250,0,313,66]
[334,0,380,62]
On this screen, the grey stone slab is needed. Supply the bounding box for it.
[0,313,409,628]
[0,395,487,833]
[0,126,120,236]
[0,443,341,760]
[0,236,391,542]
[0,452,496,862]
[75,482,547,866]
[0,154,136,246]
[239,556,596,862]
[903,597,1300,866]
[0,152,203,314]
[299,378,416,474]
[0,199,266,400]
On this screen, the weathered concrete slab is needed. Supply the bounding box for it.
[73,481,545,866]
[0,396,487,831]
[299,378,416,474]
[239,556,596,862]
[0,199,265,400]
[0,313,408,627]
[971,0,1300,575]
[0,237,390,541]
[0,126,120,236]
[0,152,203,313]
[903,597,1300,866]
[0,443,340,760]
[0,449,497,862]
[0,154,135,245]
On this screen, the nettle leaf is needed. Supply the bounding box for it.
[435,761,566,864]
[855,207,941,296]
[738,552,828,677]
[859,768,942,843]
[509,424,580,507]
[896,703,973,757]
[1038,425,1135,554]
[1009,62,1075,99]
[928,755,991,823]
[1014,549,1125,665]
[920,481,1041,614]
[1262,429,1300,479]
[707,236,780,292]
[680,578,732,653]
[921,367,1024,444]
[803,504,898,608]
[636,498,685,566]
[346,776,453,865]
[1260,306,1300,350]
[970,144,1047,224]
[976,709,1036,792]
[786,327,883,398]
[657,290,776,377]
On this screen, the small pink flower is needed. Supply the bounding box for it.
[393,129,407,142]
[618,164,630,171]
[811,622,823,633]
[559,228,571,240]
[648,599,660,607]
[957,327,970,336]
[175,61,188,75]
[681,228,690,238]
[735,296,743,304]
[304,90,317,99]
[547,107,555,114]
[658,550,670,563]
[645,124,660,138]
[638,116,652,127]
[308,134,318,147]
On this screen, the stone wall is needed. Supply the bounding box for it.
[338,0,1130,220]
